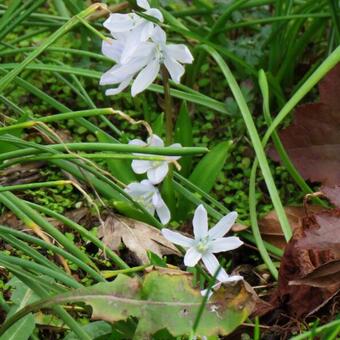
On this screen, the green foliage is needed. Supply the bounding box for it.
[2,270,255,339]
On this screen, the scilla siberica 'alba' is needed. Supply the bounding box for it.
[125,179,170,225]
[162,205,243,282]
[100,0,193,96]
[129,134,182,184]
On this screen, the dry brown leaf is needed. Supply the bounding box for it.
[289,259,340,288]
[321,185,340,208]
[259,206,323,249]
[98,214,180,264]
[269,63,340,186]
[274,209,340,317]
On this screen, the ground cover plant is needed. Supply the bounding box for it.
[0,0,339,339]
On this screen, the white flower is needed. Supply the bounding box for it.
[130,26,193,96]
[125,179,170,224]
[100,25,193,96]
[129,134,182,184]
[162,204,243,280]
[103,0,163,64]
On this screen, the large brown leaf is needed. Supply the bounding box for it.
[275,209,340,317]
[98,214,180,264]
[259,206,323,249]
[269,64,340,186]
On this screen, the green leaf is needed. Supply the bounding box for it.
[64,321,112,340]
[2,269,255,339]
[152,112,164,137]
[97,134,136,185]
[0,277,37,340]
[175,101,193,177]
[189,140,232,193]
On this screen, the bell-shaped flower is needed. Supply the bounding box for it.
[125,179,170,224]
[162,204,243,280]
[103,0,163,64]
[129,134,182,184]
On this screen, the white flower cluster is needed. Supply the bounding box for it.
[100,0,193,97]
[125,134,181,225]
[162,204,243,297]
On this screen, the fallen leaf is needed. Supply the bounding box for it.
[275,208,340,317]
[259,206,323,249]
[321,185,340,208]
[289,259,340,288]
[269,63,340,186]
[8,268,256,338]
[297,210,340,257]
[98,214,180,264]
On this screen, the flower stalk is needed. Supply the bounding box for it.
[161,66,174,145]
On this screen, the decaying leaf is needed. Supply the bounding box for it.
[9,268,256,339]
[258,206,323,249]
[321,185,340,208]
[269,64,340,186]
[98,214,180,264]
[275,208,340,317]
[289,259,340,288]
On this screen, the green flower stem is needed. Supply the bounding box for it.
[0,262,91,340]
[0,226,104,282]
[0,153,170,169]
[203,45,292,241]
[0,139,208,160]
[161,66,174,145]
[101,265,149,279]
[0,253,81,289]
[0,192,95,267]
[290,319,340,340]
[0,180,72,193]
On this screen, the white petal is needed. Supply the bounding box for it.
[152,191,163,208]
[201,253,221,277]
[100,65,120,85]
[209,237,243,253]
[161,228,193,248]
[131,160,153,174]
[128,139,146,146]
[193,204,208,239]
[120,29,143,64]
[106,57,150,84]
[166,44,193,64]
[104,76,132,96]
[164,57,185,83]
[221,275,243,282]
[145,8,163,22]
[217,269,232,282]
[184,247,202,267]
[156,202,171,225]
[147,162,168,184]
[131,59,160,96]
[148,134,164,147]
[101,39,123,62]
[201,282,221,299]
[151,25,166,44]
[208,211,238,239]
[137,0,150,10]
[140,21,154,41]
[168,143,182,161]
[103,13,135,33]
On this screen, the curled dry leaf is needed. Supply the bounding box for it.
[321,185,340,208]
[98,214,180,264]
[275,208,340,317]
[259,206,323,249]
[269,63,340,186]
